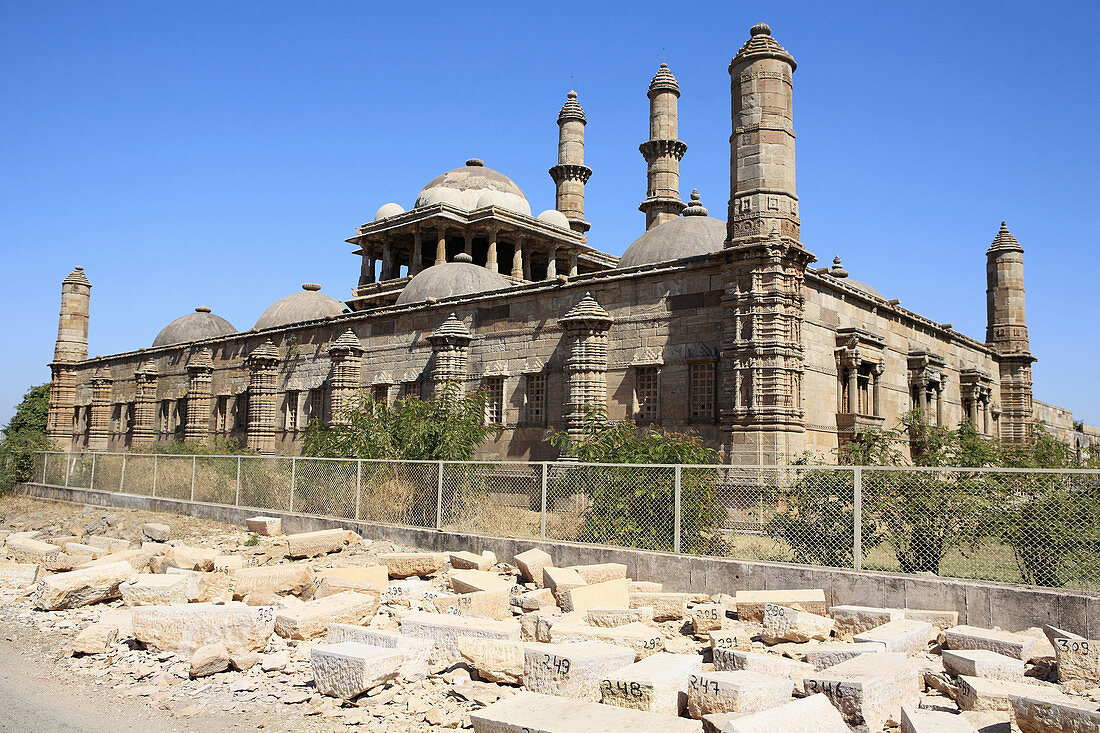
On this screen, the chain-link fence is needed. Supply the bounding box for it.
[29,452,1100,592]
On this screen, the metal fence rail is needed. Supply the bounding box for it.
[31,451,1100,592]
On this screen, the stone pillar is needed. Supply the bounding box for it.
[463,233,473,257]
[132,361,158,447]
[359,249,375,287]
[327,328,364,425]
[549,91,593,234]
[559,293,613,438]
[184,348,213,444]
[87,369,111,452]
[410,231,423,276]
[546,245,557,279]
[871,361,883,417]
[486,228,499,273]
[985,222,1035,443]
[569,251,578,277]
[935,383,944,426]
[427,314,472,397]
[246,340,280,454]
[846,363,858,414]
[48,266,91,445]
[638,64,687,230]
[512,238,525,279]
[435,228,446,266]
[381,242,393,280]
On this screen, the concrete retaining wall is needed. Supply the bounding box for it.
[18,482,1100,635]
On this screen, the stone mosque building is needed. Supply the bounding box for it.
[45,24,1098,464]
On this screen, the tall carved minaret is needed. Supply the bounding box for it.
[47,266,91,446]
[720,24,815,465]
[638,63,686,230]
[549,91,592,234]
[986,222,1035,443]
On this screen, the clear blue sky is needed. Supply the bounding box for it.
[1,1,1097,427]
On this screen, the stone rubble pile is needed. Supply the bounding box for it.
[3,502,1100,733]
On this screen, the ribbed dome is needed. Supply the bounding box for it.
[618,191,725,268]
[152,307,236,347]
[413,159,531,216]
[395,253,511,305]
[254,284,345,330]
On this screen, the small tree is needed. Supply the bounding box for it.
[0,384,51,493]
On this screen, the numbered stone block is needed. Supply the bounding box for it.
[316,565,386,592]
[1050,635,1100,685]
[956,675,1076,713]
[141,523,171,542]
[34,560,137,610]
[629,591,689,621]
[942,649,1024,681]
[945,624,1044,662]
[523,641,635,701]
[433,589,512,620]
[131,602,276,655]
[314,575,382,600]
[544,566,587,604]
[449,550,494,571]
[457,638,526,684]
[280,528,354,558]
[690,603,726,635]
[567,563,627,584]
[164,545,218,572]
[600,652,702,714]
[761,603,835,644]
[714,648,815,684]
[900,706,978,733]
[64,542,107,559]
[513,547,552,586]
[399,611,521,666]
[121,573,189,606]
[736,589,826,622]
[0,562,39,583]
[85,536,131,553]
[326,624,432,679]
[562,578,629,614]
[1008,693,1100,732]
[721,693,850,733]
[803,652,919,732]
[379,552,446,578]
[685,670,793,718]
[829,605,905,640]
[470,690,704,733]
[231,564,314,600]
[212,555,245,572]
[6,537,61,562]
[311,641,403,699]
[245,516,281,536]
[275,590,378,640]
[854,619,933,654]
[709,626,754,653]
[803,641,886,670]
[589,607,654,628]
[450,569,514,594]
[549,620,665,660]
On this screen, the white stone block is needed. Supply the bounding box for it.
[543,566,587,603]
[549,620,664,660]
[803,641,886,670]
[900,706,978,733]
[714,648,815,686]
[720,693,849,733]
[450,568,514,594]
[141,523,170,542]
[470,690,704,733]
[275,590,378,640]
[599,652,701,714]
[902,608,958,631]
[567,563,627,584]
[33,560,137,610]
[942,648,1025,681]
[131,602,275,656]
[945,624,1043,662]
[629,591,688,621]
[164,545,218,572]
[433,589,512,620]
[588,607,654,628]
[562,578,629,614]
[513,547,552,586]
[690,603,727,635]
[736,589,827,622]
[280,528,352,558]
[761,603,835,644]
[399,611,521,666]
[457,638,526,684]
[121,573,189,606]
[85,535,131,552]
[1050,635,1100,686]
[829,605,905,640]
[315,565,388,591]
[522,641,634,701]
[0,562,39,583]
[1008,693,1100,733]
[379,552,445,578]
[311,641,403,699]
[854,618,933,654]
[245,516,281,536]
[326,624,431,679]
[449,550,494,571]
[6,537,61,562]
[685,670,792,718]
[802,652,919,732]
[956,675,1076,713]
[231,564,314,599]
[190,641,230,678]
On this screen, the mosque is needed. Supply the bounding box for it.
[45,24,1097,464]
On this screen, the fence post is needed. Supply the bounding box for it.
[435,461,444,530]
[152,455,158,497]
[41,453,48,484]
[540,462,548,539]
[235,456,241,506]
[853,466,863,571]
[190,455,196,501]
[65,454,71,488]
[89,453,97,491]
[674,466,682,554]
[355,460,362,522]
[289,457,296,513]
[120,453,127,492]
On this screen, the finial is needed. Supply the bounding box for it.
[195,306,211,313]
[659,62,669,69]
[75,266,84,271]
[465,158,484,167]
[567,90,577,99]
[302,283,321,291]
[830,256,849,278]
[682,188,708,217]
[454,252,474,263]
[751,22,771,36]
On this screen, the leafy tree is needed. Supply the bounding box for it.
[0,384,51,493]
[129,437,252,455]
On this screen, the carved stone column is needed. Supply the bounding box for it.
[47,365,77,445]
[410,231,423,276]
[435,228,446,266]
[328,328,364,425]
[87,370,111,452]
[546,245,558,279]
[486,228,499,273]
[559,293,613,438]
[427,314,472,397]
[512,238,525,279]
[132,361,158,447]
[185,348,214,444]
[246,340,280,454]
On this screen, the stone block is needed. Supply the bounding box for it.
[450,569,513,594]
[380,577,435,601]
[71,622,120,655]
[33,560,137,610]
[0,562,39,583]
[1008,693,1100,733]
[685,669,793,718]
[630,581,662,593]
[457,638,526,684]
[231,564,314,600]
[709,626,754,652]
[720,693,850,732]
[6,537,61,562]
[164,545,218,572]
[803,652,920,732]
[600,652,701,714]
[63,542,106,559]
[449,550,494,571]
[245,516,281,536]
[562,578,629,614]
[714,648,815,684]
[121,573,189,606]
[513,587,556,611]
[212,555,245,572]
[275,590,378,640]
[854,619,933,654]
[190,641,230,677]
[942,649,1025,681]
[567,563,627,584]
[543,566,587,603]
[803,641,886,670]
[399,611,521,666]
[900,706,978,733]
[829,605,905,640]
[549,620,664,660]
[690,603,727,635]
[311,575,376,600]
[280,528,352,558]
[433,589,512,620]
[629,591,688,621]
[589,607,654,628]
[903,608,959,631]
[85,536,131,552]
[311,641,403,699]
[197,570,234,602]
[513,547,552,586]
[737,589,826,622]
[956,675,1074,713]
[1050,635,1100,686]
[945,624,1043,662]
[316,565,388,591]
[131,602,275,655]
[761,603,835,644]
[141,523,170,542]
[470,690,704,733]
[522,641,634,701]
[77,548,151,572]
[379,552,445,578]
[326,624,432,679]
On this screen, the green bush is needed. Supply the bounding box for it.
[0,384,50,493]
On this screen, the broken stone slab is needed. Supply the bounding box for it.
[279,528,355,558]
[120,573,189,606]
[956,675,1077,713]
[532,611,585,643]
[85,535,132,553]
[690,603,727,636]
[903,608,959,631]
[854,618,934,655]
[562,578,629,614]
[131,602,276,656]
[63,542,107,559]
[71,622,120,655]
[543,566,587,604]
[719,693,850,733]
[326,624,432,679]
[379,552,446,578]
[599,652,702,714]
[449,550,494,571]
[231,564,314,600]
[629,591,689,621]
[245,516,281,536]
[457,638,526,684]
[513,547,552,586]
[33,560,137,610]
[434,589,512,620]
[141,523,170,542]
[274,590,378,640]
[314,575,381,600]
[829,605,905,640]
[761,603,835,644]
[802,652,920,732]
[190,641,230,678]
[77,548,152,572]
[945,625,1044,662]
[164,545,218,572]
[709,626,755,653]
[311,641,403,699]
[1051,635,1100,685]
[470,690,703,733]
[315,565,388,591]
[0,562,39,583]
[900,706,978,733]
[589,607,655,628]
[6,537,62,562]
[450,569,514,594]
[736,589,827,623]
[1008,693,1100,733]
[686,669,793,718]
[512,587,556,611]
[942,648,1025,681]
[522,641,635,701]
[549,620,665,660]
[399,611,521,666]
[803,641,886,670]
[567,563,627,584]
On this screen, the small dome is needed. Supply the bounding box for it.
[374,202,405,221]
[396,254,512,305]
[617,191,726,269]
[537,209,571,229]
[254,284,345,330]
[153,306,236,347]
[414,161,531,217]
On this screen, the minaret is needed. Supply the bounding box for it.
[985,222,1035,443]
[638,64,687,230]
[549,91,592,234]
[47,266,91,446]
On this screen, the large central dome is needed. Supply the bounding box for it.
[413,159,531,216]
